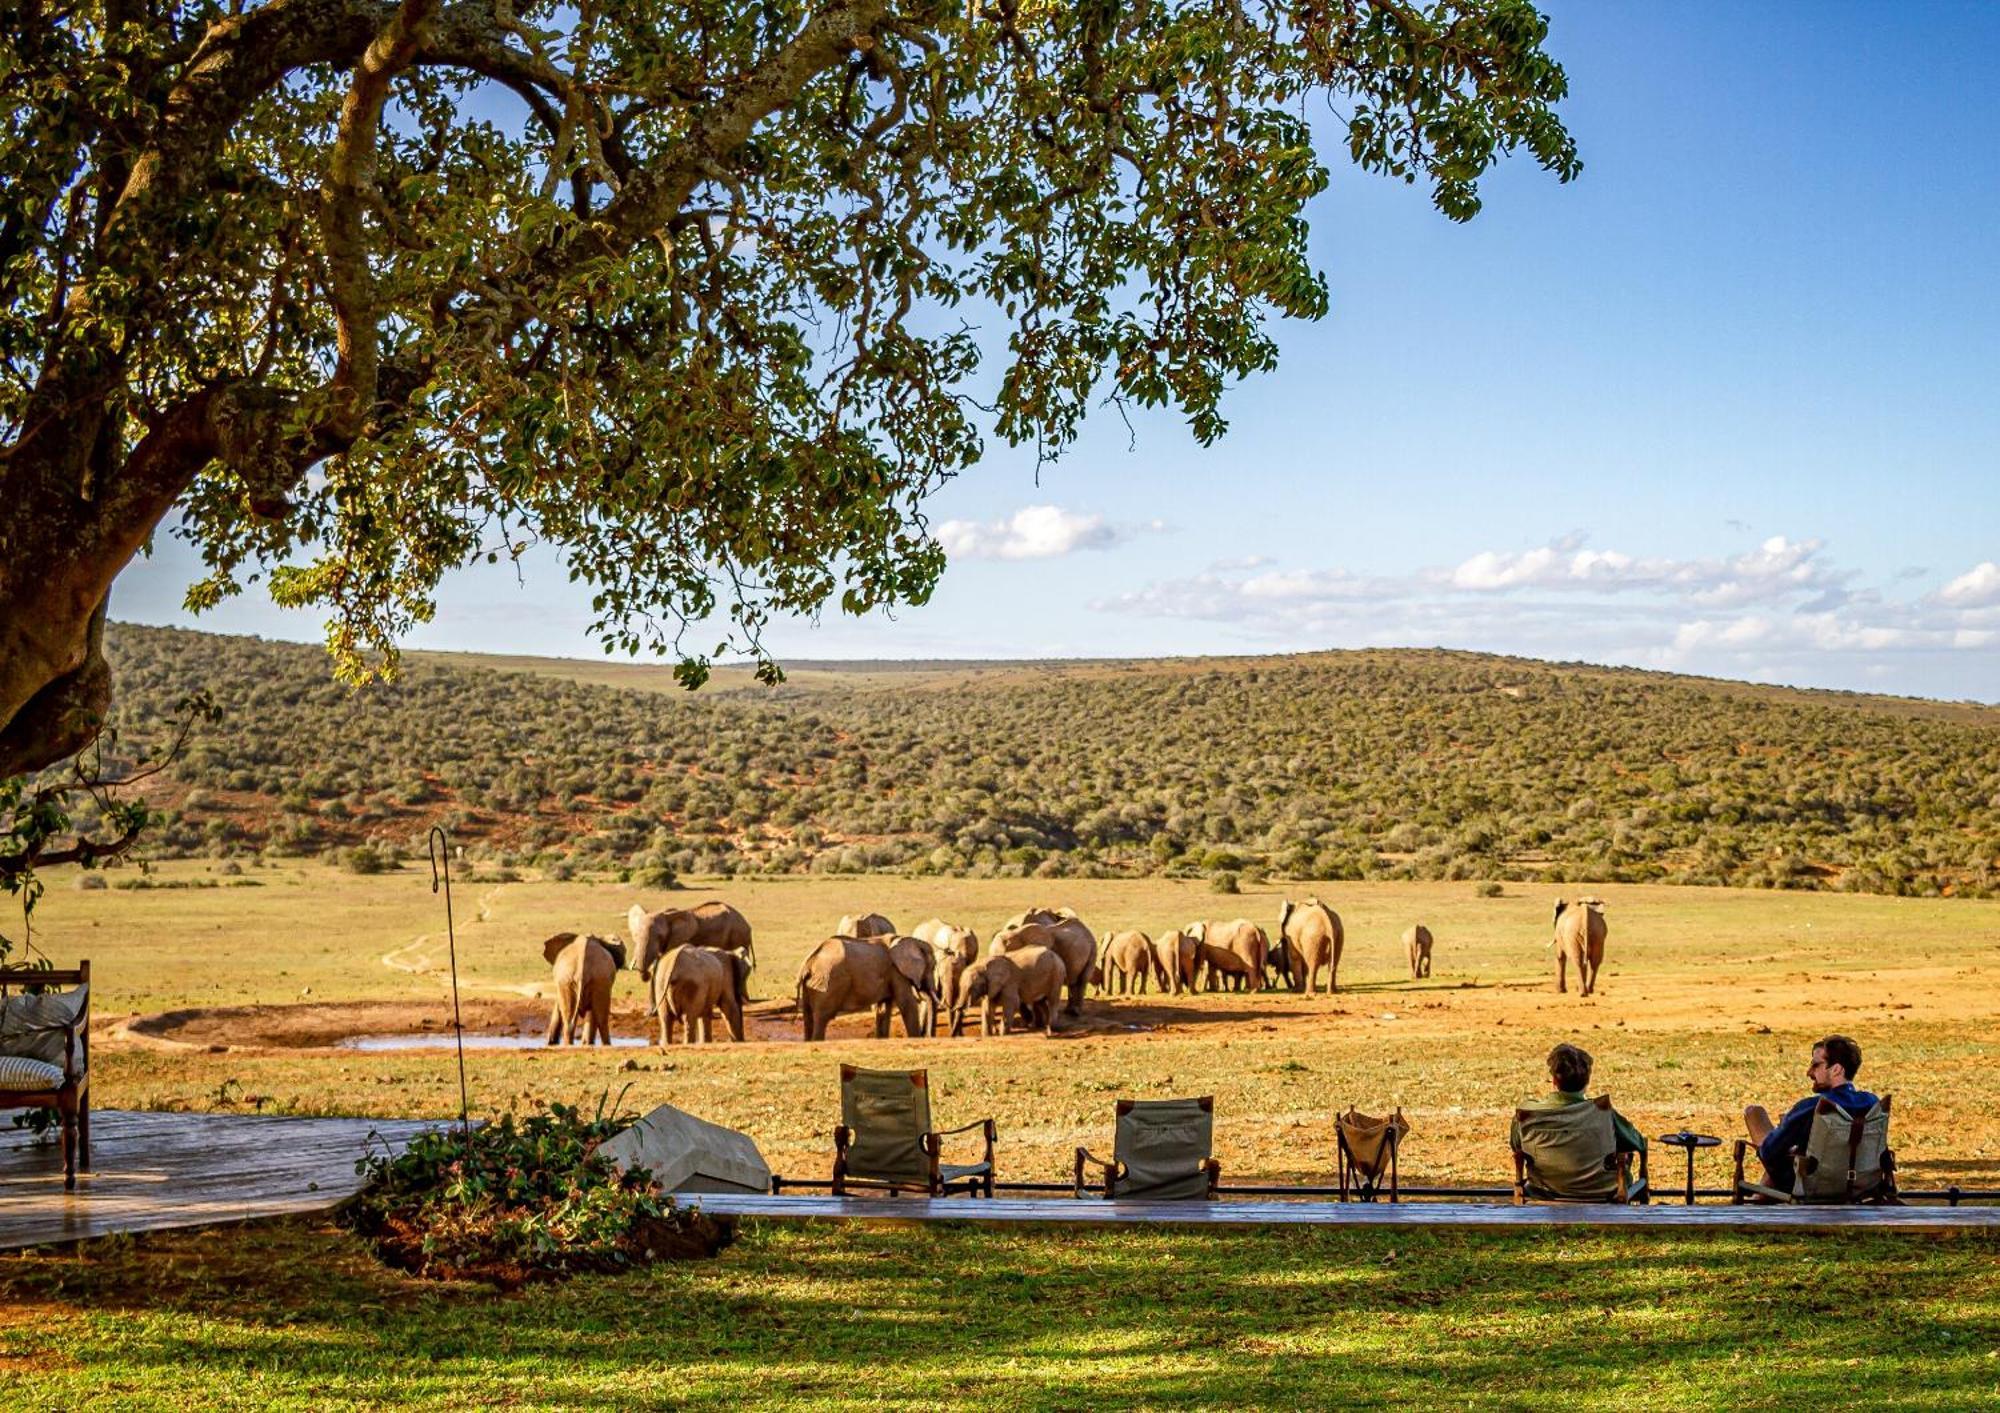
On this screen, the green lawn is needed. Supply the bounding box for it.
[5,1219,1999,1407]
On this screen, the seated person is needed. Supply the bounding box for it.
[1511,1042,1647,1155]
[1743,1034,1878,1193]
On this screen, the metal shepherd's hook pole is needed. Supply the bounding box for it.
[428,826,472,1149]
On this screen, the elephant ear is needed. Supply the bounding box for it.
[1278,899,1293,932]
[890,944,931,989]
[542,932,578,966]
[1552,898,1568,928]
[599,939,628,971]
[730,952,751,993]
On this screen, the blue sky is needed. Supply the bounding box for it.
[116,2,2000,699]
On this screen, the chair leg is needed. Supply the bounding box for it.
[59,1101,77,1191]
[78,1094,91,1172]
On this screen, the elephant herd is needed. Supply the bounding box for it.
[539,893,1610,1048]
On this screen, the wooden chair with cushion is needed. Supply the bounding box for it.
[831,1064,996,1197]
[1733,1096,1899,1204]
[0,961,91,1190]
[1336,1106,1409,1202]
[1074,1096,1222,1200]
[1510,1095,1648,1204]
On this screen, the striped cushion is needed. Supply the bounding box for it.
[0,1054,65,1090]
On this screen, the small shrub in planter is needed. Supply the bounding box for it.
[345,1102,734,1288]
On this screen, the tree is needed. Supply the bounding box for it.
[0,0,1577,784]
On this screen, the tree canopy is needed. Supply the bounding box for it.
[0,0,1578,785]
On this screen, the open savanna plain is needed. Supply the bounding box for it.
[7,865,2000,1406]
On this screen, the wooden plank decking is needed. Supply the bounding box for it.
[668,1192,2000,1231]
[1,1109,438,1251]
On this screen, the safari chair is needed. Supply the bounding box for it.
[0,961,91,1190]
[1074,1097,1222,1200]
[1732,1096,1899,1205]
[830,1065,996,1197]
[1510,1096,1649,1205]
[1336,1106,1409,1202]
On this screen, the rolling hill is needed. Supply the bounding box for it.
[73,623,2000,896]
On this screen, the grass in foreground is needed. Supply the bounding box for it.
[4,1218,1999,1408]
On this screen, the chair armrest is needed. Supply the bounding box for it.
[933,1117,997,1168]
[1074,1147,1118,1198]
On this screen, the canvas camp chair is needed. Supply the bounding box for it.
[830,1065,996,1197]
[1510,1095,1648,1204]
[1733,1096,1898,1204]
[0,962,90,1189]
[1336,1106,1409,1202]
[1073,1097,1222,1200]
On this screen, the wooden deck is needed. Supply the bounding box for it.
[2,1109,438,1251]
[670,1192,2000,1231]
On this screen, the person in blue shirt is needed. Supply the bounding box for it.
[1743,1035,1878,1193]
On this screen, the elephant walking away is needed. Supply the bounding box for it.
[1097,930,1161,994]
[1154,930,1199,995]
[543,933,626,1045]
[1552,898,1606,995]
[796,936,926,1041]
[1194,939,1258,992]
[629,901,755,990]
[1404,924,1434,979]
[1276,898,1343,994]
[1188,920,1268,992]
[653,945,750,1046]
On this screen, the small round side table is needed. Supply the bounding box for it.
[1656,1131,1721,1205]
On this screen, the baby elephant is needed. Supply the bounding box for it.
[952,947,1066,1037]
[1405,924,1434,979]
[653,945,750,1046]
[543,933,627,1045]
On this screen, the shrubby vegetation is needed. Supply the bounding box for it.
[345,1103,730,1288]
[67,624,2000,897]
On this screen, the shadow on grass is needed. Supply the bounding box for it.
[6,1218,2000,1406]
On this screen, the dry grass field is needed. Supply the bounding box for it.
[31,862,2000,1190]
[11,863,2000,1407]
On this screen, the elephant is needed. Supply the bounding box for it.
[542,933,626,1045]
[629,901,755,1000]
[1154,929,1199,995]
[1276,897,1343,994]
[1188,920,1267,991]
[995,907,1096,1015]
[1552,897,1607,995]
[652,945,750,1046]
[951,946,1066,1037]
[835,912,897,940]
[874,935,943,1038]
[914,917,979,965]
[1096,930,1162,995]
[1405,924,1434,979]
[796,936,926,1041]
[1193,939,1258,991]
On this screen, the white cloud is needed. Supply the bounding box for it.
[937,505,1123,561]
[1941,561,2000,607]
[1099,530,2000,696]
